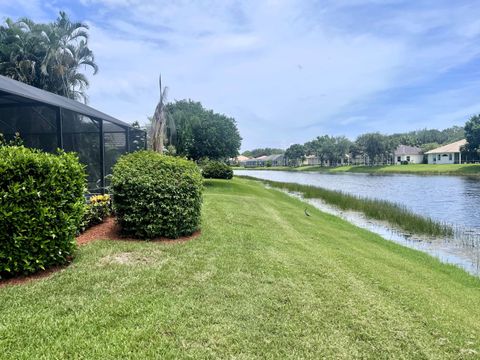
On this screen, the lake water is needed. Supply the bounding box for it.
[235,170,480,275]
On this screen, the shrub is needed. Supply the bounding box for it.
[0,146,86,277]
[202,161,233,179]
[80,194,111,232]
[111,151,203,239]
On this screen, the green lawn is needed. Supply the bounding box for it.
[237,163,480,175]
[1,178,479,359]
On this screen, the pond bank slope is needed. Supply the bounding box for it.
[0,178,479,358]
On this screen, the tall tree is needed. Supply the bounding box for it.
[166,100,241,160]
[464,115,480,154]
[0,12,98,101]
[356,133,393,165]
[285,144,305,166]
[0,18,41,85]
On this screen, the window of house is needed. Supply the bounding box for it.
[438,154,441,160]
[406,156,410,161]
[397,156,401,162]
[449,153,452,161]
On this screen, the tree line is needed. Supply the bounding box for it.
[243,124,476,166]
[281,122,479,166]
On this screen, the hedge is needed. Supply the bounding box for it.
[202,161,233,179]
[0,146,86,277]
[111,151,203,239]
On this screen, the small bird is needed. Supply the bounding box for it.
[304,208,311,217]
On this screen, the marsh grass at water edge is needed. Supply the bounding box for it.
[238,175,453,237]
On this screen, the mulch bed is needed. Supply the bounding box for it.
[1,217,200,288]
[77,217,201,245]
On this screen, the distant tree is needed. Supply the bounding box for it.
[304,136,331,166]
[166,100,241,160]
[331,136,353,165]
[464,115,480,154]
[420,142,440,153]
[285,144,305,166]
[356,133,393,165]
[442,125,465,144]
[387,127,464,148]
[242,148,284,158]
[129,121,146,151]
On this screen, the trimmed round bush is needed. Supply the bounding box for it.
[111,151,203,239]
[202,161,233,179]
[0,146,86,277]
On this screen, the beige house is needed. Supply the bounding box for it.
[426,139,467,164]
[230,155,250,166]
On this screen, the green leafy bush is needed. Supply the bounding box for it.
[202,161,233,179]
[0,146,86,277]
[111,151,203,239]
[80,194,112,232]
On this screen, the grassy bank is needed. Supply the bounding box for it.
[239,175,452,237]
[305,163,480,175]
[1,178,479,358]
[235,163,480,175]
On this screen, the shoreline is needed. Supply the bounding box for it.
[232,163,480,177]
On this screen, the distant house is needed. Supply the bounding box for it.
[303,155,321,166]
[394,145,423,165]
[244,154,285,167]
[303,154,350,167]
[230,155,250,166]
[245,155,268,167]
[263,154,286,166]
[425,139,467,164]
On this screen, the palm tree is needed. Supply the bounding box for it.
[0,18,41,85]
[151,75,169,153]
[40,12,98,101]
[0,12,98,102]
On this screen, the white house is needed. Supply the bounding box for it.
[425,139,467,164]
[394,145,423,164]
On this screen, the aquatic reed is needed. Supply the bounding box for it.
[239,175,453,237]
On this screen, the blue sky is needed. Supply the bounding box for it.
[2,0,480,150]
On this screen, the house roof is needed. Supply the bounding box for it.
[0,75,133,129]
[394,145,423,156]
[263,154,284,161]
[236,155,250,162]
[425,139,467,154]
